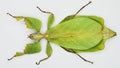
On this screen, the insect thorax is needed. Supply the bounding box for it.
[28,33,48,41]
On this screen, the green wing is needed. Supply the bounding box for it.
[59,15,116,52]
[46,17,103,50]
[60,15,104,25]
[74,26,116,52]
[73,16,116,52]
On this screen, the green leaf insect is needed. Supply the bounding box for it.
[7,1,116,65]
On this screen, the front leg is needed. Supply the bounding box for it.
[37,6,55,30]
[7,13,42,32]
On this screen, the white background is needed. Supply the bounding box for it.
[0,0,120,68]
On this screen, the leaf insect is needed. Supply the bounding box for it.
[7,1,116,65]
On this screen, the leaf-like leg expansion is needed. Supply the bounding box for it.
[37,6,55,30]
[7,13,42,32]
[36,41,52,65]
[61,47,93,64]
[8,42,41,61]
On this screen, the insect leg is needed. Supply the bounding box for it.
[7,13,24,19]
[8,56,14,60]
[8,52,24,61]
[36,41,53,65]
[37,6,55,30]
[7,13,14,18]
[37,6,53,14]
[8,42,41,61]
[61,47,93,64]
[72,1,92,18]
[36,56,50,65]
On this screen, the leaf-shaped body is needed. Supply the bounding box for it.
[46,17,103,50]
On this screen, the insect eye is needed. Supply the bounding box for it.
[28,34,33,39]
